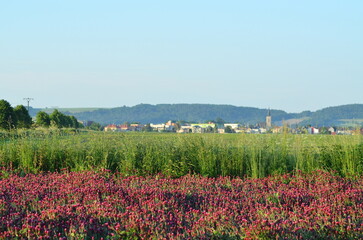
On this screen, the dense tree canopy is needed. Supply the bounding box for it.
[224,125,233,133]
[49,110,80,128]
[86,122,101,131]
[69,104,289,125]
[36,111,51,127]
[0,100,16,130]
[0,100,83,130]
[14,105,32,128]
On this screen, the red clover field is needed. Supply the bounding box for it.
[0,130,363,239]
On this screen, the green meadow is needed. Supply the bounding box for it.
[0,130,362,178]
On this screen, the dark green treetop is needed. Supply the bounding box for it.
[14,105,32,128]
[36,111,51,127]
[0,99,16,130]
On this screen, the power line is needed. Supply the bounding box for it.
[23,98,34,112]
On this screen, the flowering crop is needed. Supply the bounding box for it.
[1,170,363,239]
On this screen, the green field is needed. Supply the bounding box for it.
[0,130,362,178]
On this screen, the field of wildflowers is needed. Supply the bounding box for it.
[1,170,363,239]
[1,131,363,238]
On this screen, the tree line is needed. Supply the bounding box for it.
[0,99,81,130]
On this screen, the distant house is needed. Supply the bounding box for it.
[259,128,267,134]
[119,124,129,131]
[234,128,246,133]
[190,123,216,133]
[166,120,178,128]
[177,126,193,133]
[150,122,175,132]
[337,130,353,135]
[272,126,283,134]
[224,123,240,130]
[328,127,336,135]
[129,123,144,131]
[308,127,319,134]
[218,128,225,134]
[104,124,141,132]
[250,128,260,134]
[191,125,203,133]
[104,124,120,132]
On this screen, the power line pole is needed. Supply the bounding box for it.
[23,98,34,112]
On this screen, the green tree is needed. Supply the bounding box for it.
[14,105,32,128]
[0,99,15,130]
[62,115,73,128]
[50,110,66,128]
[224,125,233,133]
[36,111,51,127]
[320,127,330,135]
[205,126,214,133]
[70,116,80,128]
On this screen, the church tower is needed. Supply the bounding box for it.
[266,108,272,128]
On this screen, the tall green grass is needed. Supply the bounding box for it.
[0,131,362,178]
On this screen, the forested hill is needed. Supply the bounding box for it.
[299,104,363,126]
[31,103,363,126]
[62,104,292,125]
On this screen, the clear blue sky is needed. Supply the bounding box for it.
[1,1,362,113]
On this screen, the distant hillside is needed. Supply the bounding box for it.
[299,104,363,126]
[63,104,293,125]
[41,108,104,114]
[28,108,102,116]
[31,103,363,127]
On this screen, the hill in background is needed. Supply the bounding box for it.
[30,103,363,127]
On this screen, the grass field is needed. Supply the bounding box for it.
[0,130,362,178]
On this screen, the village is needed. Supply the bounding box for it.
[103,113,363,135]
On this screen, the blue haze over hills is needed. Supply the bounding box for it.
[30,103,363,127]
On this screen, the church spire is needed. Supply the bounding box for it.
[266,108,272,128]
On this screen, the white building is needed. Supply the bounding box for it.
[177,126,193,133]
[308,127,319,134]
[224,123,241,130]
[150,123,174,132]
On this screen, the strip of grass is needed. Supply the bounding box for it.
[0,131,362,178]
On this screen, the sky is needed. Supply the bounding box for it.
[1,1,362,113]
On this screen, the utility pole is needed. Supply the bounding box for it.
[23,98,34,112]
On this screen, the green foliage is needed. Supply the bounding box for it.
[86,122,102,131]
[64,104,289,125]
[14,105,32,128]
[48,109,80,128]
[0,99,16,130]
[35,109,80,129]
[70,116,80,129]
[224,126,233,133]
[300,104,363,127]
[50,109,66,128]
[0,132,362,179]
[36,111,51,127]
